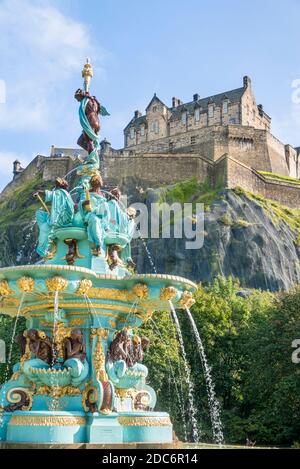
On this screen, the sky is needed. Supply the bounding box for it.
[1,0,300,191]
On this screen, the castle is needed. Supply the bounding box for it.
[2,76,300,208]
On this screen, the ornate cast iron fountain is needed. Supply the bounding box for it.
[0,60,197,445]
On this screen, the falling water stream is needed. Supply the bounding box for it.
[148,318,187,440]
[48,290,60,413]
[168,300,199,442]
[139,231,225,444]
[185,306,224,444]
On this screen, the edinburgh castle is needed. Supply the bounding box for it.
[3,76,300,208]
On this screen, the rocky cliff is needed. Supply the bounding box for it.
[1,176,300,291]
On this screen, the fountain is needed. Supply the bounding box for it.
[0,60,198,446]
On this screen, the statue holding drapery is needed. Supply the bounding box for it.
[75,59,109,188]
[33,178,74,258]
[80,173,110,256]
[106,187,136,270]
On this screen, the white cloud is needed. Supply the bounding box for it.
[0,0,104,131]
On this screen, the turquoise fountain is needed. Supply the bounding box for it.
[0,60,197,446]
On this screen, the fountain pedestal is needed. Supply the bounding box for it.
[0,257,196,444]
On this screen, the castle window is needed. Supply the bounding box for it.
[195,108,200,122]
[181,111,187,125]
[130,127,135,139]
[152,120,159,134]
[169,141,174,150]
[191,136,196,145]
[252,110,256,121]
[152,106,157,112]
[222,101,228,114]
[208,105,214,118]
[140,125,145,136]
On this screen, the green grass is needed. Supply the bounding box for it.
[258,170,300,185]
[0,176,52,227]
[220,214,233,226]
[233,186,300,245]
[162,177,223,209]
[234,218,253,228]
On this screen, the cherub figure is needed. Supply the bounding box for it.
[63,329,86,363]
[63,329,89,385]
[26,329,53,365]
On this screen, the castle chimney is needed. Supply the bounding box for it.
[172,97,182,108]
[257,104,264,116]
[193,93,199,102]
[134,110,142,119]
[243,76,251,88]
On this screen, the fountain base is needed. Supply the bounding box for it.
[1,410,173,444]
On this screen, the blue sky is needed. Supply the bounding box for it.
[1,0,300,190]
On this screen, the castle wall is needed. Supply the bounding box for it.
[241,83,271,130]
[0,155,77,200]
[42,157,75,181]
[0,155,46,198]
[101,153,213,190]
[116,124,290,179]
[285,145,298,178]
[266,133,289,175]
[223,155,300,208]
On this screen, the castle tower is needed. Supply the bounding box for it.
[13,159,23,179]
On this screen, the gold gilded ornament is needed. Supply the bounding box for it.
[17,276,35,293]
[177,290,196,309]
[160,286,177,301]
[76,279,93,296]
[118,416,171,427]
[90,328,108,382]
[10,415,86,426]
[0,280,12,297]
[132,283,149,300]
[46,276,68,292]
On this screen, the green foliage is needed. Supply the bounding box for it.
[0,314,25,383]
[0,176,51,228]
[161,177,222,209]
[234,219,253,228]
[143,277,300,446]
[140,311,193,440]
[258,170,300,186]
[220,213,233,226]
[233,186,300,246]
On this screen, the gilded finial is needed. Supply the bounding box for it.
[82,57,93,92]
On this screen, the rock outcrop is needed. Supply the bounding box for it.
[1,176,300,291]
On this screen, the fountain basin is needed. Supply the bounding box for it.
[27,366,73,387]
[0,264,197,325]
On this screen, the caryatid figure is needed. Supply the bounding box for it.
[106,187,137,270]
[33,178,74,258]
[80,173,110,256]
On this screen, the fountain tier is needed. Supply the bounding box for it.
[0,264,196,444]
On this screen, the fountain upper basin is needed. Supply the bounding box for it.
[0,264,197,326]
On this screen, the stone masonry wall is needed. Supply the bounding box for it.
[101,152,213,190]
[223,155,300,208]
